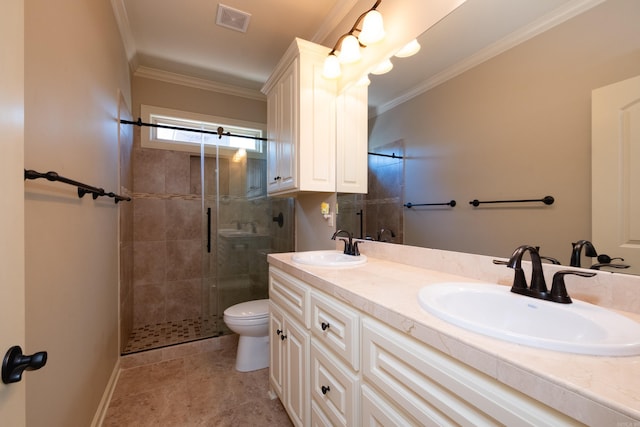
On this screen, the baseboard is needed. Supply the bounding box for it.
[90,357,121,427]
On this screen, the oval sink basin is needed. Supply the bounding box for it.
[418,282,640,356]
[292,250,367,267]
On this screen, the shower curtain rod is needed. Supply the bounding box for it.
[120,118,268,141]
[368,151,403,159]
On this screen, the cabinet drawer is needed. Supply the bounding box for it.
[310,291,359,370]
[310,341,359,427]
[269,267,309,328]
[362,318,579,427]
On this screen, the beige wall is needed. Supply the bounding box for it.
[369,0,640,264]
[132,76,266,122]
[24,0,130,425]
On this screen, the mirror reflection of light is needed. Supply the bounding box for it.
[371,59,393,75]
[395,39,421,58]
[232,148,246,162]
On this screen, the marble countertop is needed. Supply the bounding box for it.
[268,251,640,425]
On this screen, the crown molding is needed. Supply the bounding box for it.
[133,67,266,101]
[373,0,605,117]
[311,0,360,44]
[110,0,136,62]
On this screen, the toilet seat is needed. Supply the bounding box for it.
[223,299,269,320]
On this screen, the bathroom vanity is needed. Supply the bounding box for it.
[267,242,640,426]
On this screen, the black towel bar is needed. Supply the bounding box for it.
[404,200,456,208]
[469,196,554,207]
[24,169,131,204]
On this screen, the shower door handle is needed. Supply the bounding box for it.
[206,207,211,253]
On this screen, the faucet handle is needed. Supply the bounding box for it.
[550,270,596,304]
[338,238,351,255]
[352,241,362,256]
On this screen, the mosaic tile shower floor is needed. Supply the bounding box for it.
[123,318,220,354]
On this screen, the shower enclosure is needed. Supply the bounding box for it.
[121,126,294,354]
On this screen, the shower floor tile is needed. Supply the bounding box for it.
[123,318,220,354]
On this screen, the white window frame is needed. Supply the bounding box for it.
[140,105,266,156]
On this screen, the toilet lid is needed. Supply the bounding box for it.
[224,299,270,319]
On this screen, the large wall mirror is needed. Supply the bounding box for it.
[338,0,640,274]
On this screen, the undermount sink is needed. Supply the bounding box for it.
[418,282,640,356]
[292,250,367,267]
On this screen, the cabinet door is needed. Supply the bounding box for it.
[336,84,368,194]
[269,303,285,399]
[284,315,310,427]
[266,89,280,194]
[277,58,298,192]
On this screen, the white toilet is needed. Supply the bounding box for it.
[223,299,270,372]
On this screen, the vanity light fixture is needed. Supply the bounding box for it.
[395,39,421,58]
[371,58,393,75]
[322,0,385,79]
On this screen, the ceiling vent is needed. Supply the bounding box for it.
[216,4,251,33]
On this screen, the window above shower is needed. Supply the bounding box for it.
[140,104,266,156]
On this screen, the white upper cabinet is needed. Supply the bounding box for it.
[336,83,368,193]
[262,38,367,195]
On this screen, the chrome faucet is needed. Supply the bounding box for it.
[569,240,598,267]
[506,244,596,303]
[331,229,361,256]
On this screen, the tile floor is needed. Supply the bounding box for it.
[103,335,292,426]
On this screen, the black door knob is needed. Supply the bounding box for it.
[2,345,48,384]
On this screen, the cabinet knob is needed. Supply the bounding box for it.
[321,322,330,331]
[280,334,287,341]
[276,329,282,336]
[321,385,331,395]
[273,176,281,181]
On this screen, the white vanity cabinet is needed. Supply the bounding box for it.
[262,38,337,195]
[269,265,585,426]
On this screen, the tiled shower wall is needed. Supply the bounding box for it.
[132,141,207,328]
[337,140,404,243]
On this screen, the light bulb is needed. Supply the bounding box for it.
[371,58,393,75]
[395,39,421,58]
[323,54,341,79]
[338,35,361,64]
[358,9,385,46]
